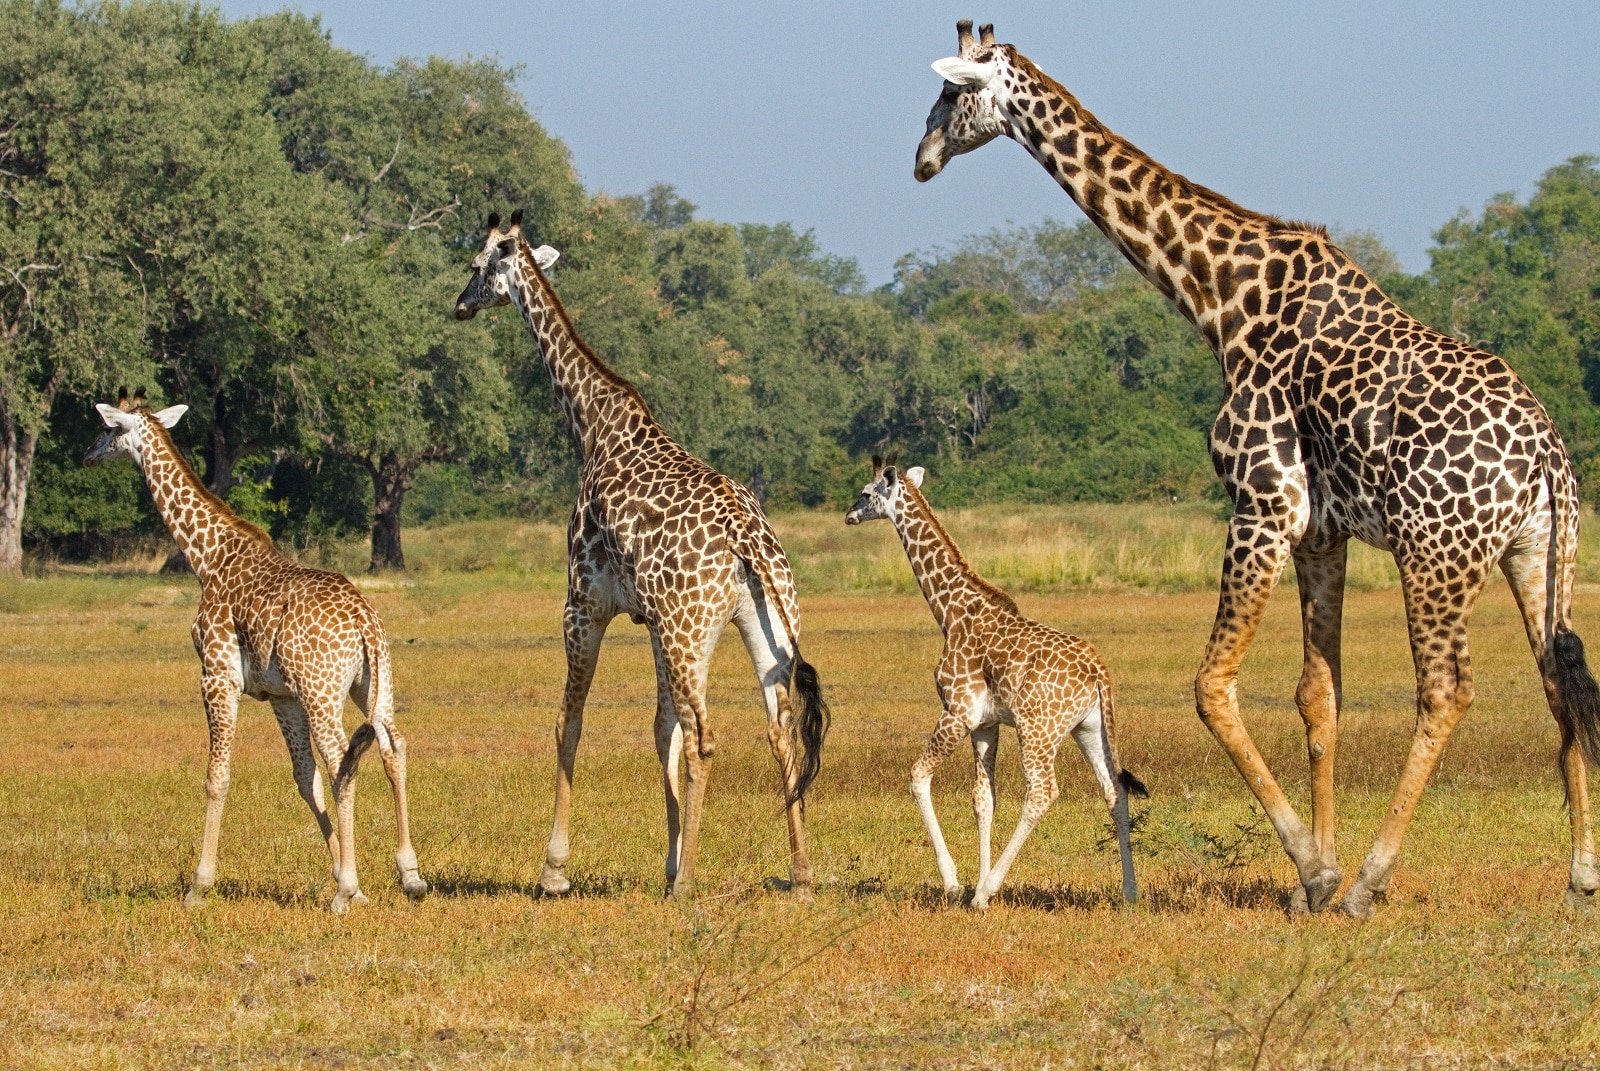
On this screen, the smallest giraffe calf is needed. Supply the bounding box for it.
[85,390,427,913]
[846,459,1146,908]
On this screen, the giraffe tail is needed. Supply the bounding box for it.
[739,548,831,811]
[1543,452,1600,775]
[335,724,377,799]
[789,655,831,809]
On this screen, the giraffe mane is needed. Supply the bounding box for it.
[133,403,274,548]
[902,479,1020,616]
[1008,49,1331,240]
[517,239,656,421]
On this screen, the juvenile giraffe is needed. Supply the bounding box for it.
[453,212,829,899]
[846,460,1145,908]
[85,391,427,913]
[916,20,1600,916]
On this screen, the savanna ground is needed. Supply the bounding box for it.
[5,502,1600,1069]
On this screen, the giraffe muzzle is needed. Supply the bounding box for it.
[453,303,477,321]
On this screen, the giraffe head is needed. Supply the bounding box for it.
[844,457,925,526]
[915,20,1012,182]
[84,389,189,467]
[453,209,560,320]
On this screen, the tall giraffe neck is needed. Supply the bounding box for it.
[891,486,1002,634]
[995,50,1297,345]
[508,243,653,461]
[135,423,265,584]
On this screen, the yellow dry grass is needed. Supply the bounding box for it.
[4,506,1600,1068]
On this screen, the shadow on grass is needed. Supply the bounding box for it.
[828,873,1289,914]
[425,870,629,900]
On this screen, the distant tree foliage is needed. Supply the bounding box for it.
[6,0,1600,571]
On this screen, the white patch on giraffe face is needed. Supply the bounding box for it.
[916,52,1008,182]
[84,405,147,466]
[455,234,517,319]
[844,467,909,526]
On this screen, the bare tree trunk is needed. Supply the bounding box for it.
[0,399,40,577]
[368,454,410,573]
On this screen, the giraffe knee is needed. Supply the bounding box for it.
[1195,670,1236,726]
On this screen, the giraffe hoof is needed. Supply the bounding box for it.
[538,870,572,897]
[182,888,211,911]
[1292,867,1342,915]
[1338,886,1377,920]
[401,874,430,901]
[330,889,367,915]
[1563,887,1597,914]
[941,884,964,907]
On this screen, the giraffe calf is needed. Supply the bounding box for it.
[86,392,427,913]
[846,460,1146,908]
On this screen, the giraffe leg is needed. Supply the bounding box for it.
[186,672,240,910]
[1196,517,1335,909]
[970,725,1000,889]
[302,692,363,914]
[972,729,1059,910]
[1342,567,1488,918]
[1288,542,1348,914]
[911,709,973,902]
[350,666,427,901]
[1071,696,1137,903]
[732,587,814,892]
[1501,543,1599,907]
[540,600,611,897]
[662,629,718,902]
[269,696,339,885]
[649,633,684,892]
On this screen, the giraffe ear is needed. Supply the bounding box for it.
[905,466,926,488]
[152,404,189,429]
[96,403,136,429]
[931,56,995,87]
[531,245,561,270]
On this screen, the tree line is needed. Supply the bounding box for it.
[5,1,1599,575]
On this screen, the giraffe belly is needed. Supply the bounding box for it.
[240,651,294,700]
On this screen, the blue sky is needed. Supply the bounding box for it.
[217,1,1600,285]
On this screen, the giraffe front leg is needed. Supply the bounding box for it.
[187,671,240,910]
[1289,542,1348,914]
[541,601,610,897]
[970,725,999,889]
[911,713,970,904]
[1196,515,1331,908]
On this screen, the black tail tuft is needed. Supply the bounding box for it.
[1119,768,1150,800]
[1552,627,1600,771]
[335,723,378,796]
[787,657,831,810]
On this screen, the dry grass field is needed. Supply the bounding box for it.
[5,503,1600,1069]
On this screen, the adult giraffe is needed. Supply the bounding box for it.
[453,212,829,899]
[916,20,1600,916]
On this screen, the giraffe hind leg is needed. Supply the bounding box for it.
[1289,542,1349,914]
[732,587,815,892]
[1342,564,1490,918]
[1501,543,1599,907]
[270,696,340,887]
